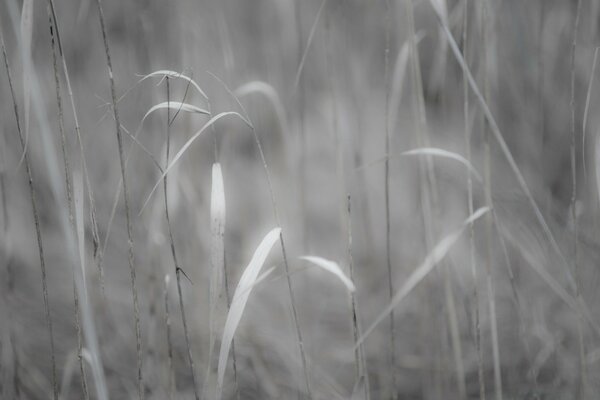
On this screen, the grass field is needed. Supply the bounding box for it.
[1,0,600,399]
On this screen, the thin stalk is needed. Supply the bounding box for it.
[383,1,397,398]
[93,1,143,398]
[163,77,200,400]
[164,276,174,400]
[222,253,241,400]
[1,30,58,400]
[45,0,102,291]
[46,10,89,400]
[570,1,587,397]
[347,196,370,400]
[462,2,485,399]
[481,2,502,399]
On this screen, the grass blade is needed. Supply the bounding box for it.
[356,207,489,347]
[140,111,250,214]
[402,147,483,182]
[142,102,208,122]
[299,256,356,292]
[216,227,281,400]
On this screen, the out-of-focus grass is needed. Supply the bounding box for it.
[2,0,600,399]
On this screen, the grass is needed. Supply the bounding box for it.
[2,0,600,399]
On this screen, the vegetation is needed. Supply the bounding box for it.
[1,0,600,398]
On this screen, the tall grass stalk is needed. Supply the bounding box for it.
[383,1,397,397]
[163,78,200,400]
[570,1,588,396]
[462,2,485,398]
[347,196,370,400]
[45,0,102,288]
[163,275,175,400]
[93,0,143,398]
[480,1,502,399]
[0,27,58,400]
[46,10,89,399]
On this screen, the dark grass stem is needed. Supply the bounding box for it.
[383,1,397,398]
[1,30,58,400]
[163,78,200,400]
[46,10,90,400]
[93,0,143,398]
[462,2,485,399]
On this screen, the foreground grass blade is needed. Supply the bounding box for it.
[216,227,281,400]
[299,256,356,292]
[357,207,490,347]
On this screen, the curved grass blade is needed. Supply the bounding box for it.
[402,147,483,182]
[299,256,356,292]
[139,111,251,214]
[216,227,281,400]
[356,207,490,347]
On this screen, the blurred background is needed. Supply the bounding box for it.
[2,0,600,399]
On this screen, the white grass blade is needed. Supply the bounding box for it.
[356,207,489,347]
[402,147,483,182]
[140,111,251,214]
[142,102,209,122]
[216,227,281,400]
[299,256,356,292]
[17,0,33,170]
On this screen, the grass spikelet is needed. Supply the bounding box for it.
[357,207,490,347]
[216,227,282,400]
[204,162,227,398]
[299,256,356,292]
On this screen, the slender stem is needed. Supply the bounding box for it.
[570,1,587,397]
[383,1,397,398]
[347,196,370,400]
[93,1,143,398]
[1,30,58,400]
[480,2,502,399]
[163,77,200,400]
[462,2,485,399]
[46,9,89,399]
